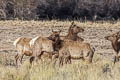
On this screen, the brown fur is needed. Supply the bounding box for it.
[58,40,94,66]
[29,30,61,64]
[105,32,120,64]
[14,31,61,66]
[40,51,58,61]
[14,37,32,66]
[60,22,84,41]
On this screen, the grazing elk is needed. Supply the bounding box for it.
[29,30,61,64]
[105,32,120,64]
[60,22,84,41]
[13,30,61,66]
[58,40,95,66]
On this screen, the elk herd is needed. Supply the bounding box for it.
[13,22,120,67]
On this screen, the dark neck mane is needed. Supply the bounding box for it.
[111,40,120,53]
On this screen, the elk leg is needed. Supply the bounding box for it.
[52,54,58,65]
[61,57,64,66]
[65,57,70,64]
[114,52,119,64]
[59,57,62,67]
[29,56,35,64]
[87,58,92,63]
[66,54,71,64]
[15,54,19,66]
[68,56,71,64]
[38,51,44,62]
[59,57,63,67]
[34,56,39,64]
[34,50,41,64]
[20,54,24,64]
[65,58,67,64]
[114,56,117,64]
[116,56,119,62]
[84,57,92,63]
[113,55,119,64]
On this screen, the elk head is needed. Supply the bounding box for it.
[105,33,120,42]
[48,29,61,42]
[69,22,84,34]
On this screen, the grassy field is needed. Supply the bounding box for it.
[0,20,120,80]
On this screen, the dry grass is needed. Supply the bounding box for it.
[0,20,120,80]
[0,54,120,80]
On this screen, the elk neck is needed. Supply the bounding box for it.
[66,31,78,40]
[111,39,120,53]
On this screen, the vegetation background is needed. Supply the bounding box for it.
[0,0,120,20]
[0,0,120,80]
[0,20,120,80]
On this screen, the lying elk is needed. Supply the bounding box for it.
[105,32,120,64]
[29,30,61,64]
[58,40,95,66]
[13,30,61,66]
[60,22,84,41]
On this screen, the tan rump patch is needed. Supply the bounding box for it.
[29,36,40,47]
[13,37,22,47]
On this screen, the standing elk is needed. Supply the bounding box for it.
[58,40,95,66]
[105,32,120,64]
[51,22,94,66]
[37,22,85,62]
[29,30,61,64]
[13,37,32,66]
[50,22,88,66]
[13,30,61,66]
[60,22,84,41]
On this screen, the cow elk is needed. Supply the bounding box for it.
[58,40,95,66]
[105,32,120,64]
[13,30,61,66]
[13,37,32,66]
[29,30,61,64]
[60,22,84,41]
